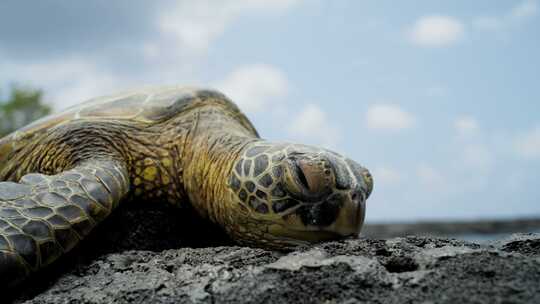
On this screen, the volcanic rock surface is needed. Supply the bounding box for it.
[10,203,540,304]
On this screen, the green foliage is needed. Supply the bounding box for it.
[0,86,51,137]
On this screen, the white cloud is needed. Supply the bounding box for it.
[365,104,415,131]
[511,0,538,19]
[372,167,402,186]
[0,1,302,112]
[473,0,538,32]
[0,59,125,110]
[288,104,341,149]
[454,116,479,138]
[215,64,288,114]
[158,0,300,53]
[514,125,540,159]
[3,60,290,130]
[408,15,465,47]
[216,64,341,149]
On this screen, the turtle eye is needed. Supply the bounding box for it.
[284,157,330,199]
[293,161,310,190]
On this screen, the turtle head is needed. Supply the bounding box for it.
[226,142,373,249]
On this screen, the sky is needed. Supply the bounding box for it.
[1,0,539,222]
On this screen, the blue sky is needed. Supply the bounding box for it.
[1,0,539,222]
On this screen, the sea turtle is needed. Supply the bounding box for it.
[0,86,373,287]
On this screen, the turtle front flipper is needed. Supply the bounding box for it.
[0,159,129,287]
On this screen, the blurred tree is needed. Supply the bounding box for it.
[0,86,51,137]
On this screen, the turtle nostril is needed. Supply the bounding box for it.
[351,190,364,202]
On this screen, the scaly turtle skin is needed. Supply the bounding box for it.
[0,86,373,287]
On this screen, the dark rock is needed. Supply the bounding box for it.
[494,233,540,257]
[7,204,540,303]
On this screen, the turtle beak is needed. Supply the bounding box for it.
[324,157,371,237]
[362,169,373,199]
[326,190,366,237]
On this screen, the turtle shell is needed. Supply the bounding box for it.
[0,85,257,165]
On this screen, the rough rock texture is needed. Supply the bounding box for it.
[9,203,540,304]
